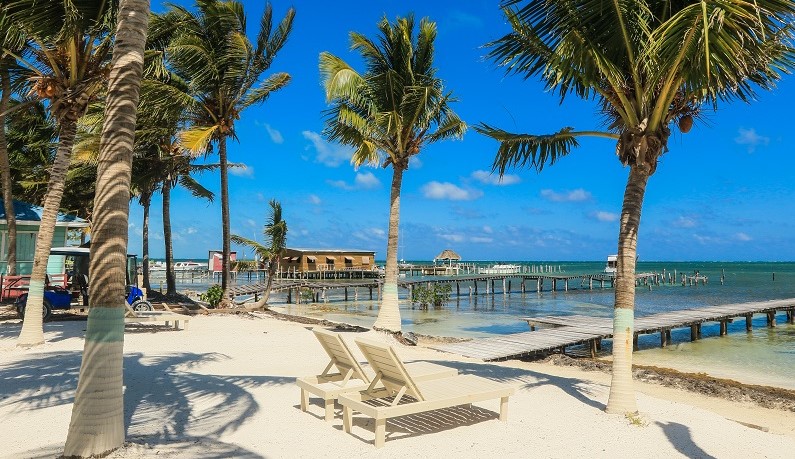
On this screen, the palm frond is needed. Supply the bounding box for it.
[475,124,580,175]
[177,175,214,201]
[179,125,218,155]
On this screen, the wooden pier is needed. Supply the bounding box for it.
[431,298,795,361]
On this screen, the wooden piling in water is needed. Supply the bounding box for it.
[746,314,753,331]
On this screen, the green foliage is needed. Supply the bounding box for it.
[410,283,452,309]
[299,288,315,302]
[232,260,259,272]
[200,284,224,308]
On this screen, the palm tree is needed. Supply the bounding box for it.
[63,0,150,455]
[6,0,116,347]
[320,15,466,332]
[157,0,295,299]
[477,0,795,414]
[231,199,286,308]
[0,10,26,275]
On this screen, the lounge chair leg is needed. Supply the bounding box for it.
[300,388,308,412]
[324,399,335,421]
[343,406,352,433]
[500,396,509,421]
[374,418,386,448]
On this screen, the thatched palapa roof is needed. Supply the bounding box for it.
[434,249,461,261]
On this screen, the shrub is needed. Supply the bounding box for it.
[201,284,224,308]
[410,283,452,309]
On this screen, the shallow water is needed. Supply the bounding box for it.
[270,261,795,389]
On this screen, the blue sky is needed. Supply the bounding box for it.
[128,0,795,262]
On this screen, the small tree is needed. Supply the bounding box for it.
[231,199,287,308]
[411,283,451,309]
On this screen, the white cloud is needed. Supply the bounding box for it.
[439,233,465,243]
[471,170,521,186]
[354,171,381,189]
[308,194,322,205]
[327,172,381,191]
[245,219,257,227]
[409,157,423,169]
[353,227,387,241]
[229,165,254,178]
[422,181,483,201]
[735,232,752,241]
[734,128,769,153]
[672,216,697,228]
[302,130,353,167]
[482,225,493,234]
[590,211,618,222]
[470,236,494,243]
[264,124,284,144]
[540,188,591,202]
[185,227,197,235]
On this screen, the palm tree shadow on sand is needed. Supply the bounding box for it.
[0,350,292,458]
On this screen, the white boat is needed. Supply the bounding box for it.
[174,261,206,271]
[478,264,520,275]
[604,255,617,274]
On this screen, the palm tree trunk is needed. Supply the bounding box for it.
[219,135,231,298]
[63,0,149,456]
[373,165,404,332]
[140,190,152,292]
[0,65,17,275]
[605,164,649,415]
[162,178,177,296]
[17,118,78,347]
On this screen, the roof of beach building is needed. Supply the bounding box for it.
[0,199,89,227]
[434,249,461,261]
[285,248,376,254]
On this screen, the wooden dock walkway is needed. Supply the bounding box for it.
[431,298,795,361]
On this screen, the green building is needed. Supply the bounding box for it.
[0,200,89,275]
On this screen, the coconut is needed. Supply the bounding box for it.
[678,115,693,133]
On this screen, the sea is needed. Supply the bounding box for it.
[263,261,795,390]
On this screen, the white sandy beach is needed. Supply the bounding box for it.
[1,312,794,458]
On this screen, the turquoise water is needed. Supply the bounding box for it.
[271,261,795,389]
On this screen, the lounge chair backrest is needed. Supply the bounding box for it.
[355,338,425,401]
[312,328,370,383]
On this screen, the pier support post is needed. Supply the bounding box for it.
[287,288,292,304]
[690,325,698,341]
[660,329,669,348]
[787,309,794,324]
[564,279,568,292]
[551,279,557,291]
[697,323,702,339]
[507,279,511,294]
[521,279,525,293]
[632,333,639,351]
[589,339,597,358]
[456,282,460,296]
[536,278,541,293]
[766,311,776,328]
[502,278,507,295]
[474,281,479,295]
[719,320,728,336]
[745,314,753,332]
[344,287,348,301]
[369,286,373,300]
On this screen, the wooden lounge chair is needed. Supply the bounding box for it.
[296,328,457,421]
[338,338,515,448]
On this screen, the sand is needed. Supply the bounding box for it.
[1,312,794,458]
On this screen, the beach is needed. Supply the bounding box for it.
[1,312,794,458]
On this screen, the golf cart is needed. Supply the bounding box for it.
[15,247,153,321]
